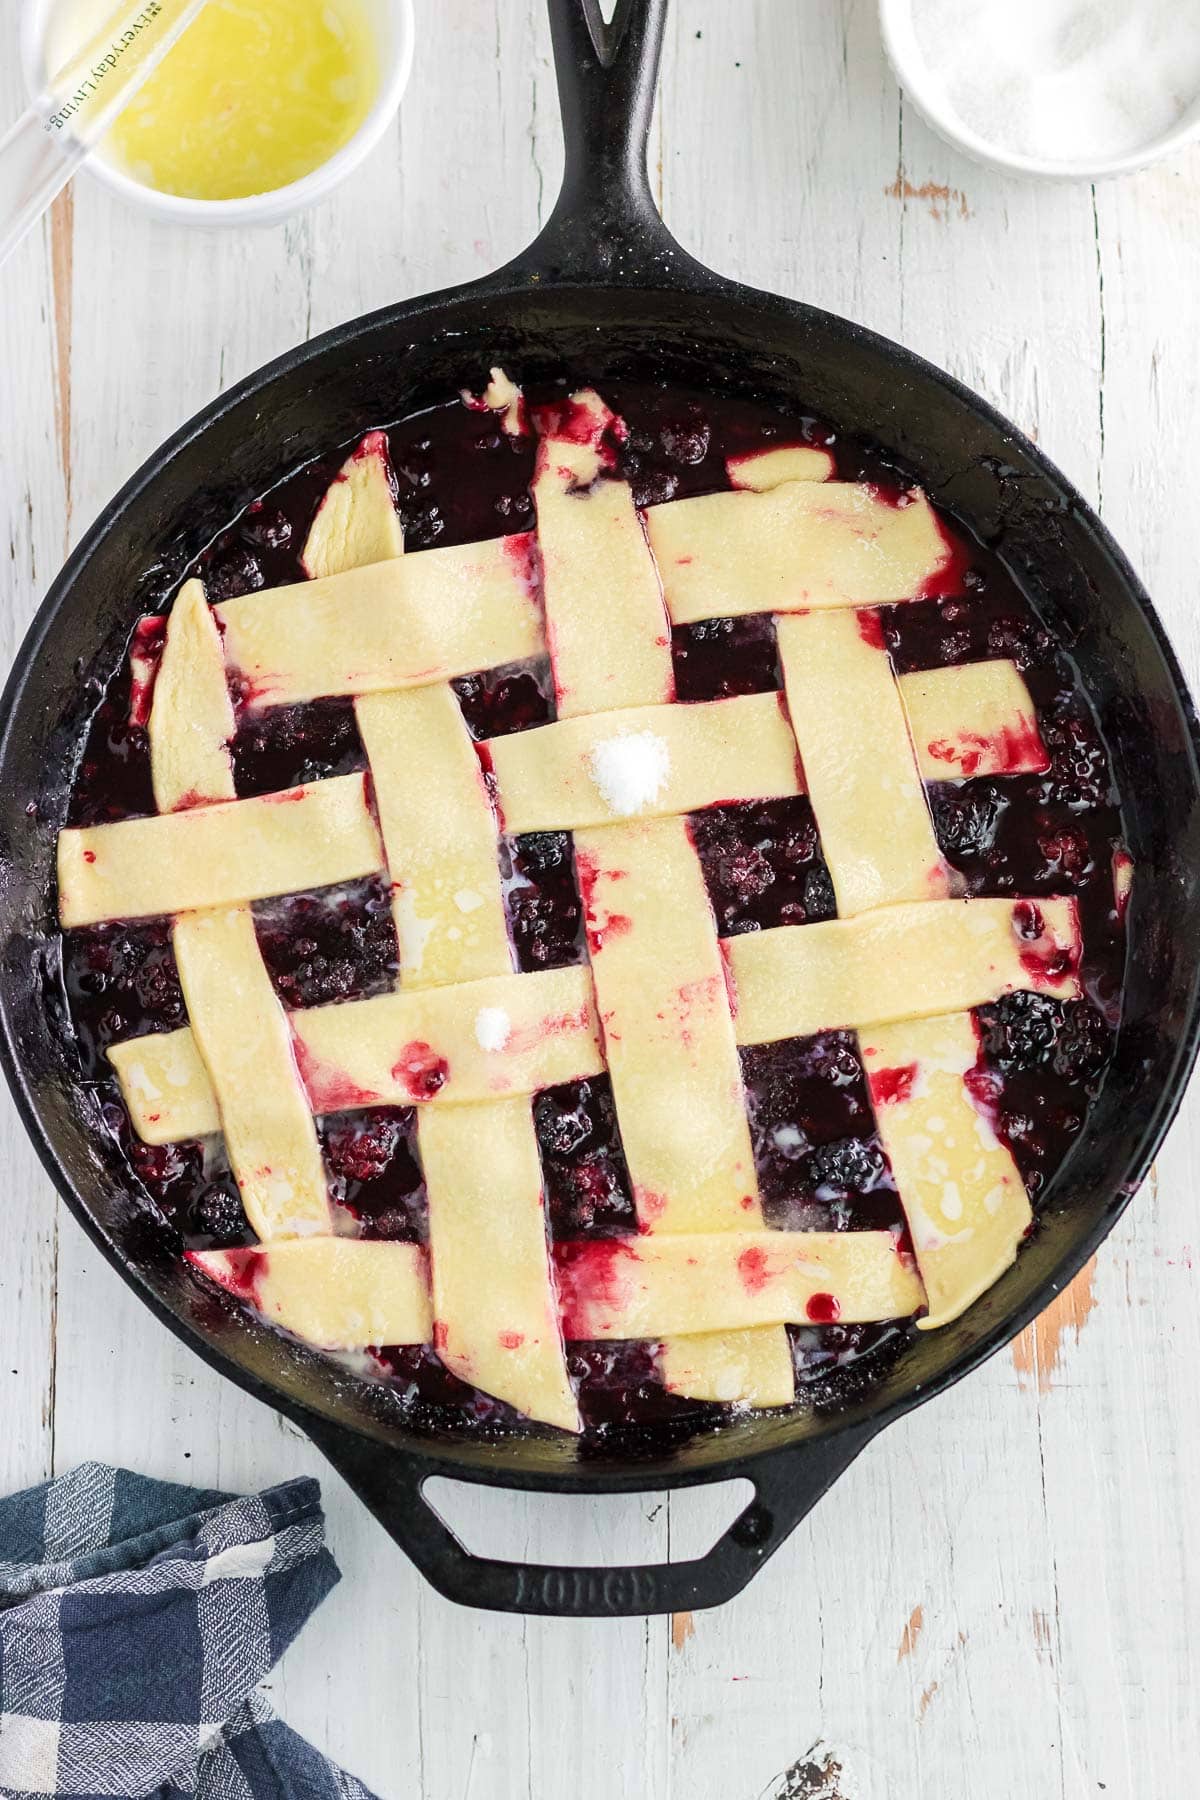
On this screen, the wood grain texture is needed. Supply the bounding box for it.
[2,2,1199,1794]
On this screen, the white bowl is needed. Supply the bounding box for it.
[23,0,415,226]
[879,0,1200,181]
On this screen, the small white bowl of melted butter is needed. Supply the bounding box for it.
[880,0,1200,180]
[25,0,415,225]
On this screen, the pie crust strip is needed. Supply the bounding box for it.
[729,440,1046,1330]
[110,893,1080,1147]
[487,691,802,833]
[108,1027,219,1144]
[303,435,515,988]
[901,660,1049,779]
[776,609,951,915]
[357,685,512,987]
[726,897,1082,1045]
[173,907,332,1240]
[189,1227,921,1351]
[147,577,237,813]
[534,419,794,1406]
[861,1013,1033,1329]
[647,481,952,625]
[532,390,675,714]
[294,965,603,1113]
[575,816,760,1235]
[555,1230,923,1338]
[659,1329,799,1407]
[303,437,580,1432]
[145,579,332,1241]
[727,446,835,489]
[485,661,1044,825]
[216,531,543,708]
[302,430,406,577]
[58,773,383,928]
[111,942,602,1141]
[188,1240,432,1349]
[420,1096,581,1432]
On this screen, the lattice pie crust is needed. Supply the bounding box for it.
[58,379,1094,1430]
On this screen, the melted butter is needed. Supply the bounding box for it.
[63,0,380,200]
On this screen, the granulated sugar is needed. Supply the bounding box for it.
[910,0,1200,165]
[587,731,672,817]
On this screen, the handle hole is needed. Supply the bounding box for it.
[422,1476,753,1568]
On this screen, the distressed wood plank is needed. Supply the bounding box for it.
[0,50,68,1507]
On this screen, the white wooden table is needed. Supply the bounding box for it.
[4,4,1199,1794]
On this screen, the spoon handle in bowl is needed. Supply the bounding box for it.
[0,0,208,270]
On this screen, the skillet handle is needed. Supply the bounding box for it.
[303,1412,878,1617]
[510,0,701,286]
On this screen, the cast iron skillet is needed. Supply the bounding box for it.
[2,0,1199,1618]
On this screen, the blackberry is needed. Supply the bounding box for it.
[805,1136,890,1196]
[254,877,397,1008]
[190,1183,252,1248]
[233,697,365,796]
[929,781,1006,860]
[324,1108,408,1185]
[511,831,573,878]
[976,991,1065,1073]
[536,1077,637,1238]
[205,545,265,600]
[453,667,552,740]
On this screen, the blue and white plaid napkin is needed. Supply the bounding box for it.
[0,1462,380,1800]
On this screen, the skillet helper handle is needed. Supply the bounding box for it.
[525,0,680,284]
[304,1413,876,1617]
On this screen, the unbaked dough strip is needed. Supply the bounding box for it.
[299,434,512,989]
[144,576,331,1240]
[659,1329,799,1407]
[900,659,1048,778]
[147,578,237,812]
[173,907,332,1240]
[420,1097,581,1433]
[300,441,577,1429]
[532,389,674,714]
[113,891,1081,1146]
[574,815,760,1235]
[188,1239,432,1349]
[358,685,512,986]
[539,405,792,1410]
[486,691,802,834]
[302,430,406,577]
[485,663,1043,830]
[727,445,835,489]
[777,610,952,915]
[726,896,1081,1046]
[294,964,603,1112]
[109,1027,221,1144]
[298,445,576,1427]
[113,965,602,1138]
[112,589,234,1148]
[647,481,950,625]
[58,774,383,927]
[216,531,543,708]
[860,1013,1032,1330]
[555,1229,923,1339]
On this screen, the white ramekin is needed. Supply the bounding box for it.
[23,0,415,226]
[880,0,1200,181]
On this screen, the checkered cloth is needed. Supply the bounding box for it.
[0,1463,380,1800]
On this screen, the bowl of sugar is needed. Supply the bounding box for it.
[880,0,1200,179]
